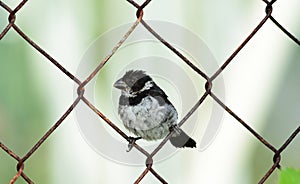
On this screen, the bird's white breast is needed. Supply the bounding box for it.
[118,96,177,140]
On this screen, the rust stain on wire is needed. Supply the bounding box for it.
[0,0,299,183]
[21,97,81,163]
[140,20,209,80]
[210,92,278,152]
[9,163,24,184]
[79,9,144,88]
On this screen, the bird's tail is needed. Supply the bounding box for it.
[169,127,196,148]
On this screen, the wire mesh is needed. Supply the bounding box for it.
[0,0,299,183]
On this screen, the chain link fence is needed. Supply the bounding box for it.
[0,0,299,183]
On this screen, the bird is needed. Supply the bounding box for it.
[113,70,196,151]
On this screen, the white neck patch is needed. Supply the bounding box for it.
[138,80,153,93]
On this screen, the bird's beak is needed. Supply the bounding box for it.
[113,79,127,90]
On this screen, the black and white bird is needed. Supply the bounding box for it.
[113,70,196,151]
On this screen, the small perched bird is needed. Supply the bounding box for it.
[113,70,196,151]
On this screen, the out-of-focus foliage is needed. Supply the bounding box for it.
[279,168,300,184]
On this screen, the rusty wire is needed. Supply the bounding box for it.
[0,0,300,183]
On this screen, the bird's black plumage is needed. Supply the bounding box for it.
[114,70,196,150]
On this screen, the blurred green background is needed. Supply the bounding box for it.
[0,0,299,183]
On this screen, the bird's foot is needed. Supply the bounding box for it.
[127,136,141,152]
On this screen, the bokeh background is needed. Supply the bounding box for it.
[0,0,299,183]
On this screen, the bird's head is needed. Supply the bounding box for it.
[113,70,153,97]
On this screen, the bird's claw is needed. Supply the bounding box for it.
[127,136,141,152]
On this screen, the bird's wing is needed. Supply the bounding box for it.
[148,84,172,106]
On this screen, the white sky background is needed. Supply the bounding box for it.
[17,0,300,183]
